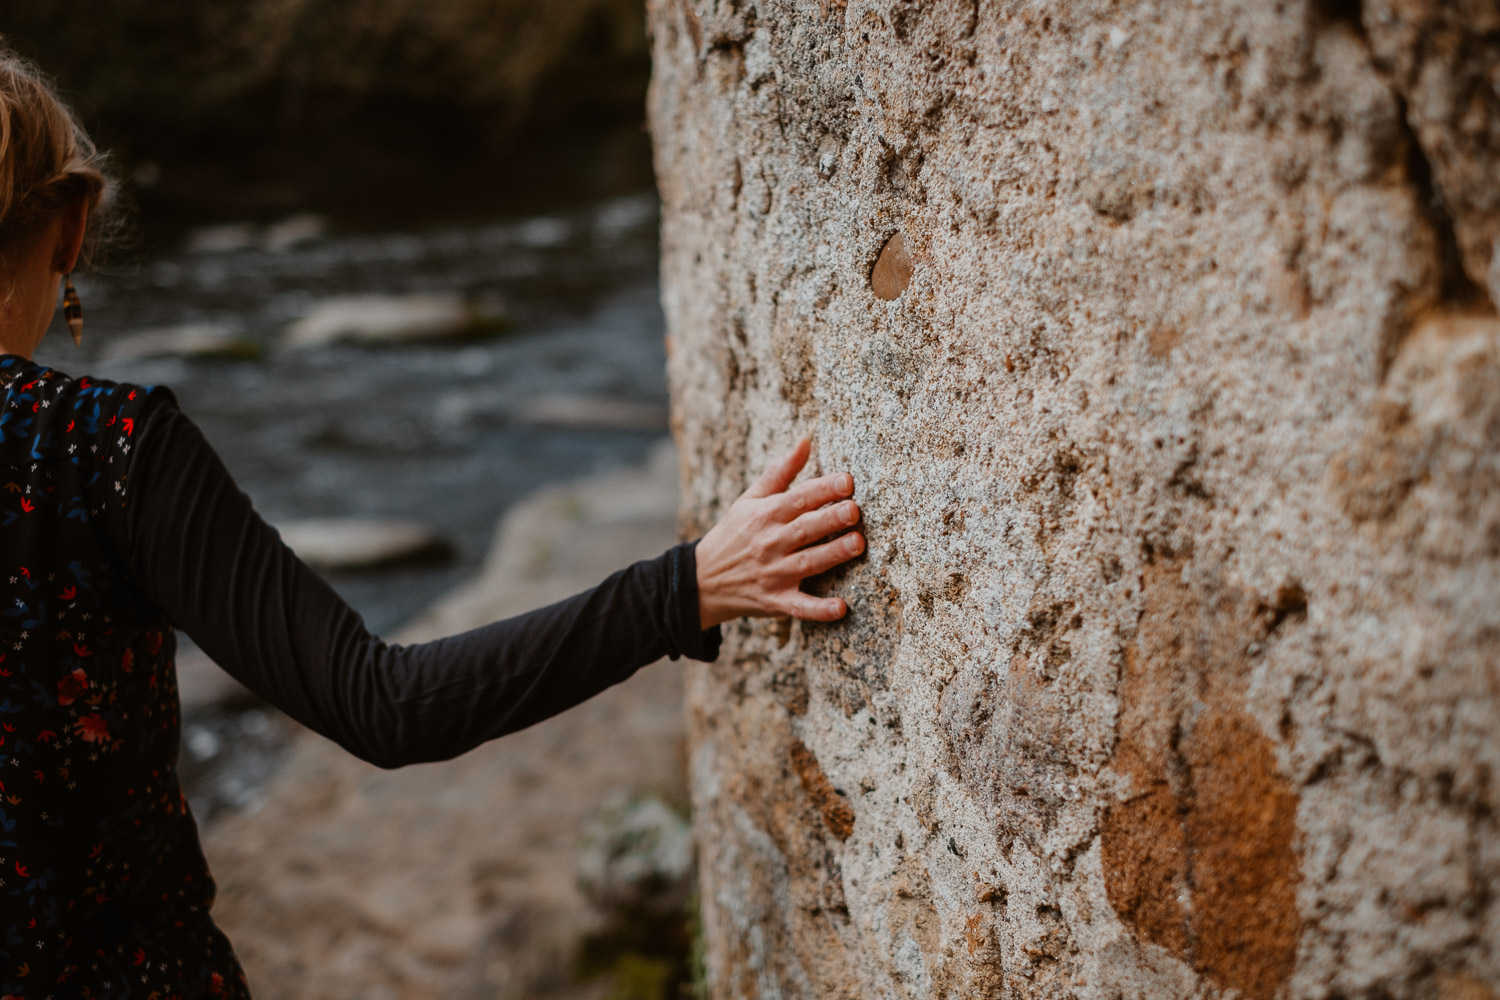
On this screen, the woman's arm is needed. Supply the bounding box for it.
[121,399,861,768]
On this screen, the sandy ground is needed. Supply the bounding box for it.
[194,441,691,998]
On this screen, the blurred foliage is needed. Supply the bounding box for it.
[0,0,652,225]
[575,892,699,1000]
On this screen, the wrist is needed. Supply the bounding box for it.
[694,528,733,629]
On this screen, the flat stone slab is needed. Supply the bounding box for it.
[283,294,506,348]
[520,393,670,432]
[101,323,263,363]
[273,517,454,572]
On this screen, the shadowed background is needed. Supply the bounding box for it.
[3,6,705,997]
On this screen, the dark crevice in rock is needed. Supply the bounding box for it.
[1311,0,1364,31]
[1261,582,1309,636]
[1400,108,1492,310]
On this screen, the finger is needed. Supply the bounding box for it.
[787,531,865,579]
[781,500,860,548]
[775,472,855,518]
[746,438,812,498]
[783,592,848,622]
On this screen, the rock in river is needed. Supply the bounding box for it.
[576,792,694,920]
[283,294,506,348]
[273,517,453,572]
[520,393,669,432]
[101,323,263,363]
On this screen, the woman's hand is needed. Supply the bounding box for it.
[695,439,865,628]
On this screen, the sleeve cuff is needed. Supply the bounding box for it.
[667,540,722,663]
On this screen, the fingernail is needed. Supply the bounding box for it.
[846,533,862,553]
[842,474,854,493]
[842,501,858,524]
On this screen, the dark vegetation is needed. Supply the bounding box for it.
[0,0,654,237]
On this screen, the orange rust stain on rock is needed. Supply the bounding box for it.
[1182,711,1303,1000]
[789,739,856,840]
[1439,972,1500,1000]
[1099,773,1191,957]
[1102,563,1304,1000]
[1147,323,1182,359]
[871,233,915,301]
[963,912,986,956]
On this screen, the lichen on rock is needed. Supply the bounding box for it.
[648,0,1500,997]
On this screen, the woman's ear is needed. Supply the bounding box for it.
[53,197,89,274]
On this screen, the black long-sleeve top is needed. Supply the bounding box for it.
[0,354,718,995]
[128,398,720,769]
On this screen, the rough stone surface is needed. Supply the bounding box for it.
[646,2,1499,997]
[1360,0,1500,306]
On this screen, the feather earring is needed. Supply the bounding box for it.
[62,273,83,345]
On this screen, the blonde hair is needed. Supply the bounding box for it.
[0,44,111,269]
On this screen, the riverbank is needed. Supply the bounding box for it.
[195,440,693,998]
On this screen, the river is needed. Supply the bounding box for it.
[40,192,672,637]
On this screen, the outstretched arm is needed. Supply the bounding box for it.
[122,401,862,768]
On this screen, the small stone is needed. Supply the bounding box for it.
[576,793,695,919]
[101,324,263,364]
[283,294,507,349]
[871,233,915,301]
[185,223,259,255]
[273,518,454,572]
[185,725,223,762]
[263,213,328,252]
[519,394,669,432]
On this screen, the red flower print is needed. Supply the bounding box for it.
[57,668,88,706]
[145,630,163,655]
[74,713,109,743]
[211,972,226,995]
[121,647,134,673]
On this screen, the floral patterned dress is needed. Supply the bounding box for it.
[0,355,246,998]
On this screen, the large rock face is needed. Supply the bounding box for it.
[646,2,1500,997]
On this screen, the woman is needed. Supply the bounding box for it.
[0,51,864,995]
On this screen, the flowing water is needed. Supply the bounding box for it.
[31,193,674,817]
[41,192,670,634]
